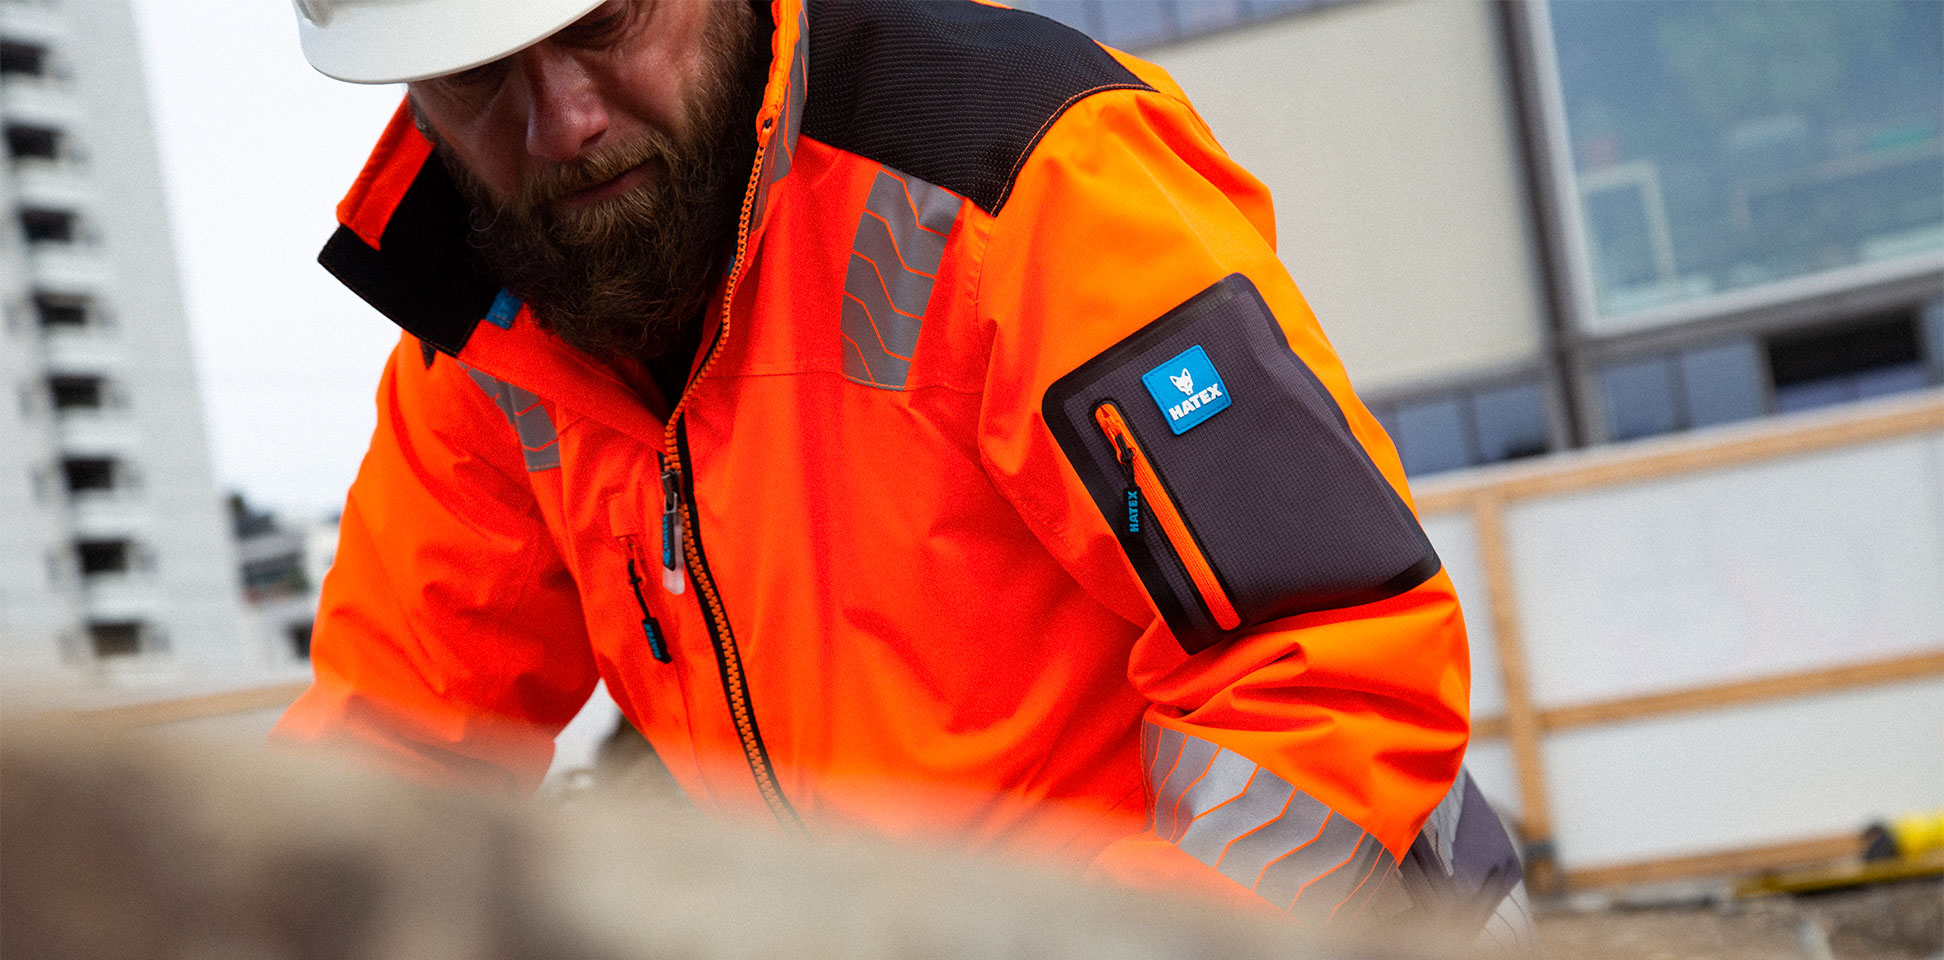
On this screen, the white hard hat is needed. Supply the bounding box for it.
[293,0,607,84]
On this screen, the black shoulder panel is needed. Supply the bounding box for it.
[317,152,497,357]
[802,0,1152,216]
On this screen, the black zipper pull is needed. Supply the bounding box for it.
[1112,434,1142,535]
[626,557,672,663]
[658,454,687,594]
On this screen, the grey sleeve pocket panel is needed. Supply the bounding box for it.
[1043,275,1441,653]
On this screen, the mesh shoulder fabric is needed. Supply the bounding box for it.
[802,0,1152,215]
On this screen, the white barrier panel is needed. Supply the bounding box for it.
[1543,677,1944,868]
[1503,435,1944,709]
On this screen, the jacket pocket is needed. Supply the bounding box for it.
[608,496,672,663]
[1092,400,1241,631]
[1043,274,1441,654]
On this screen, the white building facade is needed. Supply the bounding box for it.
[0,0,251,691]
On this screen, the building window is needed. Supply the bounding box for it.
[61,455,117,494]
[1598,356,1681,441]
[47,374,104,411]
[19,207,78,244]
[1596,309,1940,440]
[1371,379,1553,477]
[75,538,131,576]
[1767,312,1930,413]
[4,123,60,162]
[88,620,145,658]
[287,621,313,660]
[1599,340,1770,441]
[1541,1,1944,329]
[0,39,50,79]
[34,291,95,329]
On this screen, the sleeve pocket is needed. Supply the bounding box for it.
[1043,274,1440,653]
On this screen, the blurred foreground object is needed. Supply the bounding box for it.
[0,722,1474,960]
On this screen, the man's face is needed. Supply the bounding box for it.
[407,0,767,361]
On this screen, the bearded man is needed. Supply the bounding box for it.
[276,0,1526,937]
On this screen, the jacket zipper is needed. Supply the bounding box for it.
[1093,402,1241,631]
[659,112,804,832]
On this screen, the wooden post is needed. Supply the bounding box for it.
[1471,494,1559,894]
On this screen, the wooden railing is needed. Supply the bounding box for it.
[1411,390,1944,891]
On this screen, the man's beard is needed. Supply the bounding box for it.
[434,2,767,361]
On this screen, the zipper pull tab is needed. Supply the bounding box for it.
[625,557,672,663]
[1112,434,1142,535]
[659,455,687,595]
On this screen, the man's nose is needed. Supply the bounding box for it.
[519,44,609,163]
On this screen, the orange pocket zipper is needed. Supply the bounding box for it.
[1094,402,1241,631]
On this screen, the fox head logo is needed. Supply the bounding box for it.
[1170,369,1194,395]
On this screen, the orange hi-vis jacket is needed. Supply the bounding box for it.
[276,0,1523,926]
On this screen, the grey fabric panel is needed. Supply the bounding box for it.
[1418,766,1470,876]
[863,170,956,275]
[460,366,560,472]
[1288,834,1392,925]
[839,292,912,388]
[1145,727,1188,803]
[850,211,938,318]
[1151,735,1220,842]
[1164,746,1259,844]
[840,253,922,383]
[1212,788,1330,890]
[1175,766,1293,865]
[837,168,959,390]
[1344,859,1410,924]
[1140,719,1161,786]
[1255,813,1368,909]
[1397,768,1525,936]
[1477,881,1535,948]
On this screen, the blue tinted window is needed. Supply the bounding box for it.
[1852,364,1930,400]
[1472,383,1550,462]
[1773,378,1853,414]
[1677,340,1764,428]
[1922,298,1944,369]
[1547,1,1944,327]
[1395,398,1472,476]
[1600,357,1678,440]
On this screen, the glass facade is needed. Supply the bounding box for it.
[1593,302,1944,442]
[1546,1,1944,327]
[1372,380,1552,477]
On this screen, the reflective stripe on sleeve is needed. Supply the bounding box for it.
[1144,723,1399,920]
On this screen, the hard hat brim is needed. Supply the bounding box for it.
[297,0,609,85]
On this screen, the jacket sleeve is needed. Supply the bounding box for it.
[974,78,1469,920]
[270,335,598,793]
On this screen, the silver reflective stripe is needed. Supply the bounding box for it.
[1478,881,1535,947]
[840,167,962,390]
[1147,724,1399,919]
[460,365,560,472]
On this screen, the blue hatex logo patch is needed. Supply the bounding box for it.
[1142,344,1231,435]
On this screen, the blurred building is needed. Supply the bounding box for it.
[230,492,335,669]
[1023,0,1944,474]
[0,0,251,689]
